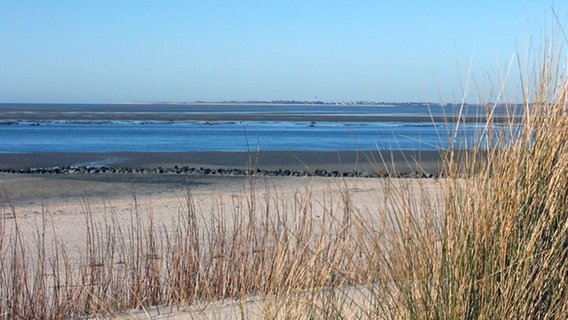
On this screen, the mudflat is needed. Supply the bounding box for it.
[0,150,443,172]
[0,149,444,214]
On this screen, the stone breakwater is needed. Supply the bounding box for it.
[0,166,437,179]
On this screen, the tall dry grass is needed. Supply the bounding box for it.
[1,178,378,318]
[1,33,567,320]
[351,38,568,318]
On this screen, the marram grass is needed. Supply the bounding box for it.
[361,41,568,318]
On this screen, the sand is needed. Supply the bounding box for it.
[0,149,443,257]
[0,149,442,241]
[0,150,443,318]
[0,167,441,275]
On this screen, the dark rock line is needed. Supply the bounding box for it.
[0,166,438,179]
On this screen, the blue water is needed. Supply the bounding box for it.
[0,103,514,153]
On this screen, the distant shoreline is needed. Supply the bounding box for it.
[0,113,501,122]
[0,102,520,123]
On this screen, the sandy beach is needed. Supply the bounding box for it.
[1,154,441,318]
[0,159,442,319]
[0,150,442,264]
[0,148,441,238]
[0,149,441,237]
[0,150,443,246]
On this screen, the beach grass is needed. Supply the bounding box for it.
[1,35,568,320]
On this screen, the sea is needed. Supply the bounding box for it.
[0,103,519,153]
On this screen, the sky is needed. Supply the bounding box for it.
[0,1,567,104]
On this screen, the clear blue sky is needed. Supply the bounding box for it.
[0,1,566,103]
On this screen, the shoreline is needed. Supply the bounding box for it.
[0,103,515,123]
[0,113,511,123]
[0,150,444,173]
[0,150,446,207]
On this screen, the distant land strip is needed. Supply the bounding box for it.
[0,112,517,123]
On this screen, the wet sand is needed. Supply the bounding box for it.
[0,150,443,172]
[0,149,444,207]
